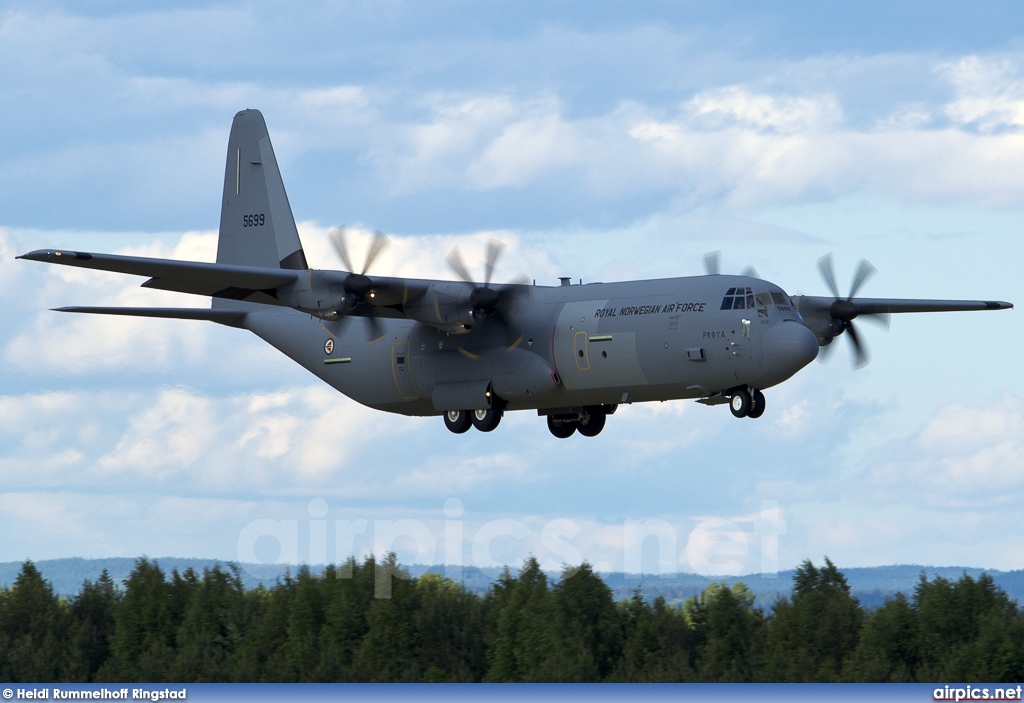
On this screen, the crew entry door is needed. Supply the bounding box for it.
[391,341,419,400]
[574,331,590,370]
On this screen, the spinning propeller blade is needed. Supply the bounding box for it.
[446,239,525,342]
[704,251,760,279]
[816,253,888,369]
[327,226,391,340]
[703,251,721,276]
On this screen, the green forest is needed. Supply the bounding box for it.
[0,555,1021,683]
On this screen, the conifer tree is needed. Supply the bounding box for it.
[845,592,919,681]
[612,590,696,681]
[314,557,377,681]
[0,561,67,682]
[65,570,119,682]
[351,554,419,681]
[485,557,565,681]
[170,565,247,681]
[103,558,176,681]
[761,558,862,681]
[914,572,1020,681]
[686,582,763,681]
[414,571,487,681]
[552,562,622,680]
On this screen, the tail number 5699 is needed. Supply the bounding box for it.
[243,213,266,227]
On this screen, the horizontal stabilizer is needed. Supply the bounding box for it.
[54,306,248,328]
[18,249,297,303]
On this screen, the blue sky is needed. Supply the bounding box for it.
[1,1,1022,578]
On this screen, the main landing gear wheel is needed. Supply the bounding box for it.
[747,389,766,419]
[547,415,576,438]
[472,407,502,432]
[443,410,472,434]
[576,408,606,437]
[730,388,752,418]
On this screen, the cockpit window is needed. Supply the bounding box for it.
[755,292,772,306]
[770,291,787,305]
[721,287,753,311]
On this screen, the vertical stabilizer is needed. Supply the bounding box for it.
[217,109,307,270]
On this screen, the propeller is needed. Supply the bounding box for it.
[703,251,720,276]
[816,253,891,368]
[328,227,391,337]
[704,251,760,279]
[446,239,528,345]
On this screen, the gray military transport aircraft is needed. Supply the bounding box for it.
[18,110,1014,438]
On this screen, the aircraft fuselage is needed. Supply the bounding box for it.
[246,273,818,418]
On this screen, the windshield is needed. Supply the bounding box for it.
[720,285,801,319]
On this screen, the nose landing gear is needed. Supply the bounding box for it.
[547,415,576,438]
[729,387,765,418]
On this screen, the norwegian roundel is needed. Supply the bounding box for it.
[324,339,334,355]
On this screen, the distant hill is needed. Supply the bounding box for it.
[0,557,504,599]
[597,565,1024,608]
[2,557,1021,608]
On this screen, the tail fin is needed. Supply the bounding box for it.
[216,109,308,271]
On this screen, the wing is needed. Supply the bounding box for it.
[17,247,447,328]
[793,294,1013,352]
[17,249,298,305]
[794,295,1012,315]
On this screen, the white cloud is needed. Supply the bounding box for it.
[684,86,844,133]
[98,388,218,478]
[909,394,1024,498]
[388,452,539,496]
[297,222,560,284]
[359,62,1024,208]
[835,390,1024,511]
[942,55,1024,131]
[467,113,580,188]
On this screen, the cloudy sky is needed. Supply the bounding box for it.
[2,1,1022,579]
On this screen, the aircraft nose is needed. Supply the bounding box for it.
[762,321,819,382]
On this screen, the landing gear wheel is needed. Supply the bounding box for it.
[747,389,766,419]
[443,409,472,434]
[576,408,606,437]
[547,415,576,438]
[730,388,752,418]
[472,407,502,432]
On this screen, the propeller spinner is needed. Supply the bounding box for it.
[815,253,891,368]
[445,239,528,345]
[328,227,391,337]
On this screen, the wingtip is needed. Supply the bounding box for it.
[17,249,93,262]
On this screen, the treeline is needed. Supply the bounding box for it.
[1,555,1022,682]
